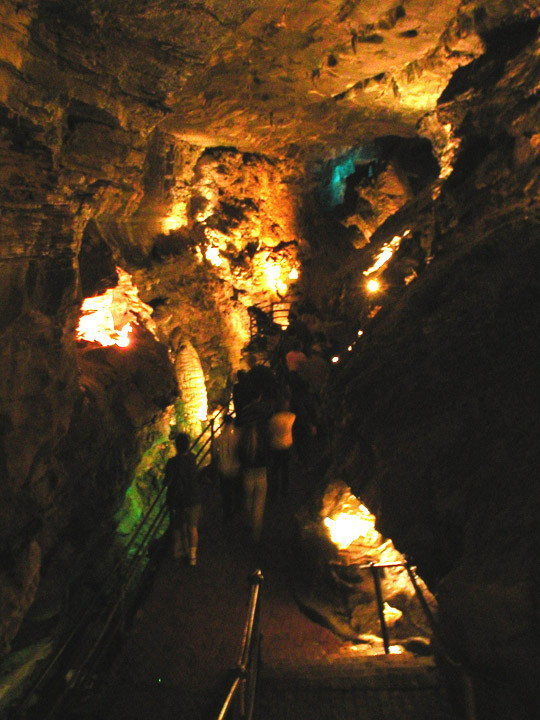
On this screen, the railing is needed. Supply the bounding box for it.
[216,570,264,720]
[17,406,232,720]
[353,559,477,720]
[248,302,292,342]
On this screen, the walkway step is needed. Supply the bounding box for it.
[256,655,458,720]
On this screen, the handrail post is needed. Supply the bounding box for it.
[404,561,437,629]
[404,561,477,720]
[370,563,390,654]
[210,416,216,475]
[239,569,263,720]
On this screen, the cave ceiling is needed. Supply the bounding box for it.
[149,0,493,156]
[155,0,480,155]
[15,0,522,159]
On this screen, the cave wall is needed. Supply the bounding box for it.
[0,0,179,657]
[329,20,540,716]
[0,2,307,663]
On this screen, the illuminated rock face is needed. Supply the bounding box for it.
[296,480,435,645]
[1,2,540,717]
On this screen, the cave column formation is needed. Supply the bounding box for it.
[2,2,540,718]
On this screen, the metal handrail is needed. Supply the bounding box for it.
[217,570,264,720]
[19,403,232,718]
[248,302,292,342]
[347,559,476,720]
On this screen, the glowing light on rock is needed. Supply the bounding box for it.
[439,123,460,181]
[288,267,299,280]
[205,246,223,267]
[115,323,133,347]
[367,279,380,293]
[264,262,288,296]
[331,356,339,364]
[77,291,133,347]
[363,236,402,276]
[383,603,403,627]
[324,503,376,549]
[76,267,156,348]
[265,264,279,287]
[197,406,208,422]
[357,329,364,337]
[162,202,188,232]
[204,227,230,246]
[404,271,417,285]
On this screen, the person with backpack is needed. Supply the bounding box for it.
[165,433,201,566]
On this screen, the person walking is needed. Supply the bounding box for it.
[213,414,242,525]
[165,433,201,566]
[237,393,273,543]
[268,397,296,499]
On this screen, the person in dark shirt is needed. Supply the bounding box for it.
[246,362,277,403]
[165,433,201,565]
[237,393,273,543]
[232,370,252,423]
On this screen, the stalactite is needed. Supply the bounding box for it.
[172,333,208,428]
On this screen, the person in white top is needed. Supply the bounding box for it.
[268,398,296,499]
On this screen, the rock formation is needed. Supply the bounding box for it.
[2,2,540,718]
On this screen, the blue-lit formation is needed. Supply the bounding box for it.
[318,145,379,209]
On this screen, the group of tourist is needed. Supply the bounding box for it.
[164,308,333,566]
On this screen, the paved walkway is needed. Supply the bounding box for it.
[82,456,458,720]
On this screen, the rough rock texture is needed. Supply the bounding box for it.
[328,19,540,717]
[136,144,305,405]
[2,2,540,718]
[296,480,436,647]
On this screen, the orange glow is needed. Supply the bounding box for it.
[288,267,299,280]
[367,279,380,293]
[265,263,288,296]
[197,406,208,422]
[324,503,377,549]
[77,291,133,347]
[404,271,417,285]
[383,603,403,627]
[76,267,154,348]
[363,236,402,277]
[205,246,223,267]
[162,202,188,232]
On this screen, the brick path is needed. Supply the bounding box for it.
[83,457,457,720]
